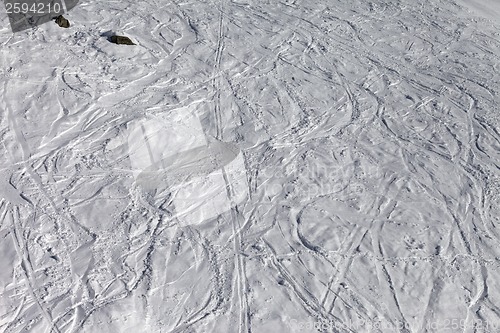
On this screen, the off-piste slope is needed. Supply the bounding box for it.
[455,0,500,23]
[0,0,499,332]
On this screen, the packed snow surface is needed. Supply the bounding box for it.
[455,0,500,23]
[0,0,499,332]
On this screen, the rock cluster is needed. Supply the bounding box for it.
[55,15,70,28]
[109,35,136,45]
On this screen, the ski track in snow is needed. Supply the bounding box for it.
[0,0,499,332]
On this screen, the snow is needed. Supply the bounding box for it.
[0,0,499,332]
[455,0,500,23]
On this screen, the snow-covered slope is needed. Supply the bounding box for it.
[455,0,500,23]
[0,0,499,332]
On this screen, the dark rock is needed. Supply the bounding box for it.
[55,15,70,28]
[109,35,136,45]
